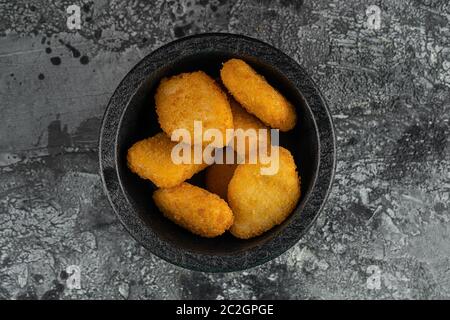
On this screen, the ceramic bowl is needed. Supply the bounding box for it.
[99,33,336,272]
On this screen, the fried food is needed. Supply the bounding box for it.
[220,59,297,131]
[205,147,240,201]
[155,71,233,147]
[153,182,234,238]
[127,132,208,188]
[205,162,238,201]
[229,98,271,160]
[227,147,301,239]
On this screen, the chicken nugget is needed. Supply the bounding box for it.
[220,59,296,131]
[227,147,301,239]
[127,133,208,188]
[205,147,240,201]
[155,71,233,147]
[153,182,234,238]
[229,98,271,160]
[205,162,238,201]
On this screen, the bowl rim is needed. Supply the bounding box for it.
[99,32,336,272]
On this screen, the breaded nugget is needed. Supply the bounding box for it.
[153,182,234,238]
[227,147,301,239]
[205,162,238,201]
[220,59,297,131]
[229,98,271,159]
[205,147,238,201]
[155,71,233,147]
[127,133,208,188]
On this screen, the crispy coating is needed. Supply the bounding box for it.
[205,162,238,201]
[155,71,233,147]
[227,147,301,239]
[205,147,238,201]
[229,98,271,160]
[220,59,297,132]
[153,183,234,238]
[127,133,208,188]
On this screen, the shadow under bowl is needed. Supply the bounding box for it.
[99,33,336,272]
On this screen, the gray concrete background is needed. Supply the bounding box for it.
[0,0,449,299]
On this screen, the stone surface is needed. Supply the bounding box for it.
[0,0,449,299]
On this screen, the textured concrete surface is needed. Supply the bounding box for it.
[0,0,449,299]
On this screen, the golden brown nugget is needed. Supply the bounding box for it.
[227,147,301,239]
[220,59,297,131]
[127,133,208,188]
[205,147,238,200]
[155,71,233,147]
[229,98,271,159]
[205,162,238,201]
[153,183,234,238]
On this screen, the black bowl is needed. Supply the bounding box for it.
[99,33,336,272]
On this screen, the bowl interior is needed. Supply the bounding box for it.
[116,52,319,256]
